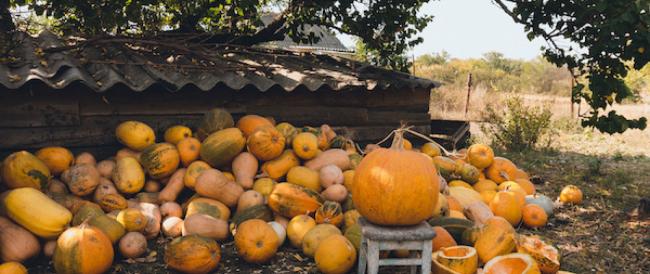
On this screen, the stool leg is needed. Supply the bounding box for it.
[410,250,417,274]
[358,238,367,274]
[367,240,380,274]
[421,241,432,274]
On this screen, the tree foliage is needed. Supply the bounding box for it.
[493,0,649,133]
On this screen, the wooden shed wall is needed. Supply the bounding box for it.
[0,84,431,158]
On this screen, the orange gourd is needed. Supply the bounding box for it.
[261,149,300,180]
[268,183,324,218]
[36,146,75,175]
[489,191,522,226]
[177,137,201,167]
[314,234,357,274]
[559,185,583,205]
[466,144,495,169]
[53,224,114,274]
[352,130,439,226]
[184,161,211,189]
[287,215,317,248]
[292,132,319,160]
[140,143,180,179]
[315,201,344,227]
[164,235,221,274]
[164,125,192,145]
[522,204,548,228]
[474,216,516,264]
[234,219,280,263]
[515,179,536,195]
[486,157,518,184]
[236,115,274,137]
[247,126,285,161]
[2,151,51,190]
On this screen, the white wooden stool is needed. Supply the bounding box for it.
[357,217,435,274]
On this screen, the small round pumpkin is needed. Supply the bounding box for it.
[177,137,202,167]
[489,192,522,226]
[2,151,51,190]
[352,130,439,226]
[466,144,495,169]
[515,179,536,195]
[164,235,221,274]
[522,204,548,228]
[474,179,498,192]
[53,224,114,274]
[236,115,274,137]
[164,125,192,145]
[302,224,341,257]
[253,178,277,197]
[525,194,554,216]
[292,132,319,160]
[287,215,317,248]
[433,245,479,274]
[480,190,498,204]
[486,157,518,184]
[314,234,357,274]
[119,232,148,258]
[287,166,321,191]
[247,126,286,161]
[315,201,344,227]
[559,185,583,205]
[0,262,28,274]
[117,208,148,232]
[482,253,541,274]
[140,143,180,179]
[36,146,75,175]
[115,120,156,151]
[234,219,280,263]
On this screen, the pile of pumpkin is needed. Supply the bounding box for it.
[0,107,584,274]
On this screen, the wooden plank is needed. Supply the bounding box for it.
[253,106,369,126]
[333,125,431,143]
[367,111,430,125]
[0,96,79,127]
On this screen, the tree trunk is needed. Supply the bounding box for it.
[0,0,14,56]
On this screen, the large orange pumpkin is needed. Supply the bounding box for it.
[234,219,280,263]
[486,157,518,184]
[164,235,221,274]
[53,224,114,274]
[268,183,324,218]
[140,143,180,179]
[466,144,495,169]
[247,126,286,161]
[36,146,75,175]
[352,131,439,226]
[236,115,274,137]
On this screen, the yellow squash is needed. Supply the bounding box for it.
[2,188,72,239]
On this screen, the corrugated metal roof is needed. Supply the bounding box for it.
[259,14,352,53]
[0,32,436,93]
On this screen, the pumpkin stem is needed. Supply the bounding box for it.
[390,128,406,150]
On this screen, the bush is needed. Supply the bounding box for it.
[481,97,552,151]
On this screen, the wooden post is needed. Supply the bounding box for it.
[570,77,575,118]
[464,73,472,119]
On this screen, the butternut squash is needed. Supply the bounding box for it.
[158,168,187,203]
[182,214,229,241]
[195,169,244,207]
[261,149,300,180]
[304,149,351,171]
[232,152,258,189]
[0,216,40,262]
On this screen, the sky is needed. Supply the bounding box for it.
[337,0,549,60]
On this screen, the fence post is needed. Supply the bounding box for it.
[465,73,473,119]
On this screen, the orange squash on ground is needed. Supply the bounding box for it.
[287,166,321,191]
[302,224,341,257]
[262,149,300,180]
[112,157,145,194]
[352,130,439,226]
[515,179,536,195]
[420,142,442,158]
[315,201,344,227]
[474,179,498,192]
[0,262,28,274]
[482,253,541,274]
[486,157,518,184]
[88,214,126,244]
[515,235,560,274]
[164,235,221,274]
[232,152,258,189]
[195,169,244,207]
[117,208,147,232]
[53,224,114,274]
[177,137,201,167]
[276,122,298,146]
[268,183,324,218]
[559,185,583,205]
[186,197,231,221]
[140,143,180,179]
[234,219,280,263]
[433,245,478,274]
[183,161,211,189]
[314,234,357,274]
[2,151,51,190]
[115,121,156,151]
[522,204,548,228]
[237,115,274,137]
[247,126,285,161]
[200,128,247,167]
[36,146,75,175]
